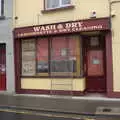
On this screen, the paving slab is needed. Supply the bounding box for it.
[0,93,120,116]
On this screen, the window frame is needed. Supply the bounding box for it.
[21,35,83,78]
[21,39,36,76]
[44,0,71,10]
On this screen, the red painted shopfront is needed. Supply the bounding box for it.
[14,17,113,96]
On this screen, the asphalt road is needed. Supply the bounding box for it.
[0,107,120,120]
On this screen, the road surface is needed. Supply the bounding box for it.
[0,107,120,120]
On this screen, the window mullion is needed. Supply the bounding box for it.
[60,0,62,7]
[48,38,51,77]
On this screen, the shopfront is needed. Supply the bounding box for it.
[14,17,112,95]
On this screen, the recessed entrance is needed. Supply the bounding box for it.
[83,35,106,93]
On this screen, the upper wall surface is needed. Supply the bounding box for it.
[13,0,109,27]
[111,2,120,92]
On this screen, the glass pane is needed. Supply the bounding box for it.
[50,36,77,75]
[62,0,70,5]
[37,38,48,73]
[46,0,59,9]
[51,59,76,72]
[21,39,36,76]
[90,37,99,46]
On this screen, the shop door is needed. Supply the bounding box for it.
[83,36,106,93]
[0,44,6,90]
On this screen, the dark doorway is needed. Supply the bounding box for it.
[83,35,106,93]
[0,44,6,90]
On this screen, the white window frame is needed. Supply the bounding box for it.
[45,0,71,10]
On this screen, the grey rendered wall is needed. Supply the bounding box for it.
[0,0,15,93]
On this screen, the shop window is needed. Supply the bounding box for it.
[21,35,82,77]
[21,39,36,76]
[50,36,77,76]
[37,38,49,76]
[45,0,71,10]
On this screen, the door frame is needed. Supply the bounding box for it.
[82,35,106,93]
[0,43,6,90]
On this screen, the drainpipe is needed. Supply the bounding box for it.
[108,0,112,29]
[108,0,120,29]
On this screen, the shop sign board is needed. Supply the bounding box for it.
[14,18,110,38]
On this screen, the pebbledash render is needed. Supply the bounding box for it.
[13,0,120,98]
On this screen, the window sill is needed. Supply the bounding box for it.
[21,75,84,79]
[41,5,75,13]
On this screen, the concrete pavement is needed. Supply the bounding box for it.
[0,93,120,116]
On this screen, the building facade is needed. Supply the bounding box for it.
[0,0,15,93]
[110,0,120,97]
[13,0,120,98]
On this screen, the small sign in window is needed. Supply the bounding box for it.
[92,59,100,65]
[61,48,69,56]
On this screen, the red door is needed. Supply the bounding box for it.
[0,44,6,90]
[83,36,106,93]
[87,50,104,76]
